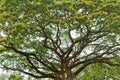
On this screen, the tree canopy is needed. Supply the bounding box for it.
[0,0,120,80]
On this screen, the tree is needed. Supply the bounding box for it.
[0,0,120,80]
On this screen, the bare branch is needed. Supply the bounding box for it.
[69,44,119,69]
[74,63,91,76]
[0,66,53,78]
[0,44,34,56]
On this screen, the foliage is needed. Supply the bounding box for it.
[0,73,9,80]
[8,73,23,80]
[0,0,120,80]
[74,63,120,80]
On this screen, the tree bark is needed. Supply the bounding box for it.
[59,72,75,80]
[59,59,75,80]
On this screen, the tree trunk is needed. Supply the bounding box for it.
[59,60,75,80]
[59,71,75,80]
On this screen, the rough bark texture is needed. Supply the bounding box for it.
[58,58,75,80]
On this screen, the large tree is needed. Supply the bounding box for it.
[0,0,120,80]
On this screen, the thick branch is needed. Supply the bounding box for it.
[74,56,119,76]
[69,44,119,69]
[0,44,60,77]
[74,63,90,76]
[0,66,52,78]
[0,44,34,56]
